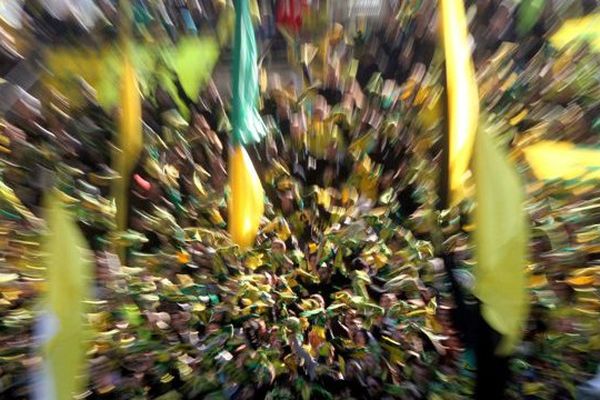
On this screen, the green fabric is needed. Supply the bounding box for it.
[231,0,266,146]
[42,191,93,399]
[473,125,529,356]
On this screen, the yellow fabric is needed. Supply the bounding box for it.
[42,191,93,399]
[113,52,143,258]
[522,141,600,181]
[550,14,600,52]
[228,146,264,248]
[473,126,529,356]
[440,0,479,205]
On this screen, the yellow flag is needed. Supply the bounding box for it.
[550,14,600,52]
[440,0,479,205]
[228,146,264,248]
[113,52,142,239]
[473,126,528,356]
[523,141,600,181]
[41,191,93,399]
[441,0,528,356]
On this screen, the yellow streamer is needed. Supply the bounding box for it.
[228,146,264,248]
[113,52,142,257]
[440,0,479,205]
